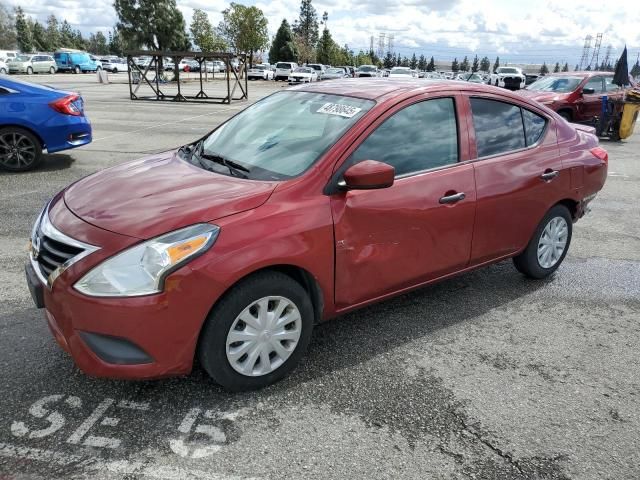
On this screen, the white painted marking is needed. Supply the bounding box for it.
[0,442,258,479]
[11,395,80,439]
[170,408,226,458]
[117,400,150,411]
[67,398,121,448]
[177,407,200,434]
[100,416,120,427]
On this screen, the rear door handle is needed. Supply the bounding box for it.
[540,170,559,181]
[439,192,466,204]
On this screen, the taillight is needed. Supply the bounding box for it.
[49,94,82,116]
[590,146,608,164]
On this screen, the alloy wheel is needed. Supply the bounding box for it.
[0,131,38,170]
[537,217,568,268]
[226,296,302,377]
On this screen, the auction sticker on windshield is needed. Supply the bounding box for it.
[316,103,362,118]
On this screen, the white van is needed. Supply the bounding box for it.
[0,50,18,62]
[274,62,298,81]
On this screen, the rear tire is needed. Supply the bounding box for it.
[0,127,43,172]
[198,271,314,391]
[74,65,81,74]
[27,67,33,75]
[49,66,55,74]
[0,67,6,74]
[513,205,572,279]
[112,68,118,74]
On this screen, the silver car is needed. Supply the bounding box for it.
[8,54,57,74]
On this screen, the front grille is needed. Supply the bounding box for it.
[36,234,83,279]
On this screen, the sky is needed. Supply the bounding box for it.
[4,0,640,65]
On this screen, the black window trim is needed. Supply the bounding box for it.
[469,95,550,161]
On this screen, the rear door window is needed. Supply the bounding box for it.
[471,98,526,157]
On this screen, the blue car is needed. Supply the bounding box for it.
[0,77,92,171]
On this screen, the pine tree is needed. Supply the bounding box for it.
[31,20,47,51]
[562,62,569,72]
[553,62,560,73]
[418,54,426,71]
[316,13,334,65]
[396,53,401,67]
[574,64,579,71]
[493,56,500,72]
[292,0,319,63]
[45,15,59,51]
[539,62,549,75]
[269,19,297,63]
[410,53,417,69]
[480,56,490,72]
[630,61,640,78]
[460,55,469,72]
[452,57,459,72]
[59,20,74,48]
[471,55,479,72]
[383,51,394,69]
[14,7,33,53]
[427,56,435,72]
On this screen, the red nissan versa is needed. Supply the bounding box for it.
[25,79,608,391]
[518,71,625,123]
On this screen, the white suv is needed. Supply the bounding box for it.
[275,62,297,81]
[489,66,526,90]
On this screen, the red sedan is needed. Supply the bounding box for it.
[25,79,608,390]
[518,71,625,123]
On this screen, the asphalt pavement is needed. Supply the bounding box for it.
[0,73,639,480]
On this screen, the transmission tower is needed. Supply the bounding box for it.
[370,36,374,55]
[588,33,603,69]
[378,33,386,57]
[602,45,612,70]
[578,35,592,70]
[387,34,394,54]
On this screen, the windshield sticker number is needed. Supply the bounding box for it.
[317,103,362,118]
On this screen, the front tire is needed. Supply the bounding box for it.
[198,271,314,391]
[49,66,56,74]
[0,127,43,172]
[112,68,118,74]
[27,67,33,75]
[513,205,572,279]
[74,65,81,74]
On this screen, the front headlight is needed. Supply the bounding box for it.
[74,224,219,297]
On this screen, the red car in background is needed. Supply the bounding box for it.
[518,71,625,123]
[25,80,608,391]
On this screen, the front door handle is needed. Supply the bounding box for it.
[439,192,466,204]
[540,170,560,181]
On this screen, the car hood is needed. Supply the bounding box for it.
[64,150,277,239]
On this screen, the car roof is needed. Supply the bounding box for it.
[544,71,612,77]
[292,78,527,101]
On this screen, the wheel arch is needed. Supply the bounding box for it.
[555,198,579,221]
[0,124,45,148]
[557,108,573,121]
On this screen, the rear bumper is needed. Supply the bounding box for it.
[42,115,92,153]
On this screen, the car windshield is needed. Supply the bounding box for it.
[390,68,411,75]
[527,76,583,93]
[294,67,312,73]
[326,68,343,74]
[198,91,374,180]
[498,68,518,74]
[358,66,376,72]
[14,56,31,62]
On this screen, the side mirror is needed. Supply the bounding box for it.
[340,160,395,190]
[582,87,596,95]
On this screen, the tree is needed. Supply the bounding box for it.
[0,2,17,49]
[418,54,426,71]
[72,29,87,50]
[88,31,109,54]
[45,15,60,51]
[452,57,459,72]
[426,56,435,72]
[14,7,33,53]
[553,62,560,73]
[493,56,500,72]
[316,20,335,65]
[539,62,549,75]
[480,56,490,72]
[631,61,640,78]
[114,0,190,53]
[269,19,297,63]
[218,3,269,67]
[190,9,226,53]
[410,53,417,69]
[471,54,479,72]
[292,0,319,63]
[460,55,469,72]
[574,64,579,71]
[395,53,401,67]
[401,56,409,67]
[562,62,569,72]
[383,51,394,69]
[31,20,47,51]
[59,20,74,47]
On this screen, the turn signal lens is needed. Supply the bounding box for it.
[590,147,608,164]
[167,236,208,264]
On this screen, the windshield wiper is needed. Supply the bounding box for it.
[195,142,250,179]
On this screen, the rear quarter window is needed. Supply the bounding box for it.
[522,109,547,146]
[471,98,526,157]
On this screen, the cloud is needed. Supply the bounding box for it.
[3,0,639,63]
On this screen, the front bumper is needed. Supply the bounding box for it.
[26,198,225,379]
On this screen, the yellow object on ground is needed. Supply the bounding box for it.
[619,103,640,139]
